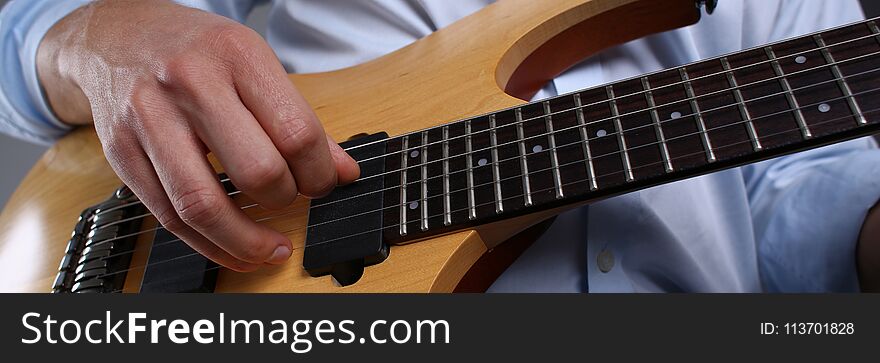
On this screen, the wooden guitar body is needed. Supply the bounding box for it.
[0,0,704,292]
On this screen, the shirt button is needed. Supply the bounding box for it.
[597,249,615,273]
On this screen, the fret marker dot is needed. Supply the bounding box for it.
[795,55,807,64]
[596,129,607,137]
[818,103,831,113]
[477,158,488,166]
[409,150,419,158]
[532,145,543,153]
[670,111,682,119]
[408,201,419,210]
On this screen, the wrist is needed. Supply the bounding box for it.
[36,3,95,125]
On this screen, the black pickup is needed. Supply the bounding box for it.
[303,132,390,286]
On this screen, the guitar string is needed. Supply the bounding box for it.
[280,59,880,211]
[89,28,880,219]
[95,79,880,262]
[298,46,880,201]
[86,59,880,251]
[91,100,880,283]
[95,29,880,220]
[94,22,880,291]
[91,30,878,222]
[87,68,880,270]
[98,85,880,264]
[91,43,880,235]
[102,108,880,291]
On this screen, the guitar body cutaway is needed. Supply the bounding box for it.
[0,0,701,292]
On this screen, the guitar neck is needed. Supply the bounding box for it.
[362,17,880,244]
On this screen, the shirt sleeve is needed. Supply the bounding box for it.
[742,0,880,292]
[0,0,92,145]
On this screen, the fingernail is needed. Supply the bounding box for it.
[267,245,291,264]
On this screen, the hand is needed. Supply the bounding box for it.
[36,0,360,271]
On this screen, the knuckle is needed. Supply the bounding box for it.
[159,54,212,95]
[276,118,322,159]
[235,158,287,192]
[125,85,161,123]
[98,133,143,178]
[100,132,134,161]
[171,186,224,229]
[155,206,187,233]
[206,23,258,58]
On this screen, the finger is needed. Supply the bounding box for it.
[231,46,343,198]
[101,136,260,272]
[138,104,293,265]
[163,59,297,210]
[326,134,360,184]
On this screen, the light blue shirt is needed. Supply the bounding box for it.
[2,0,879,292]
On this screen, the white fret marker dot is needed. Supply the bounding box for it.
[409,150,419,158]
[408,201,419,210]
[818,103,831,113]
[532,145,543,153]
[477,158,488,166]
[596,129,607,137]
[795,55,807,64]
[670,111,682,119]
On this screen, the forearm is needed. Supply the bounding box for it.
[36,2,107,126]
[858,201,880,292]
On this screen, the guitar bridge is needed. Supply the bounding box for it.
[52,186,145,293]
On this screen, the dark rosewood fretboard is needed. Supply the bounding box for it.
[301,17,880,278]
[355,18,880,244]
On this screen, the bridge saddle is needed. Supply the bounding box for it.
[52,185,145,293]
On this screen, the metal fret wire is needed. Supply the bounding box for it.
[310,30,880,173]
[93,28,880,221]
[196,87,880,235]
[94,48,880,241]
[85,27,880,282]
[104,101,880,288]
[261,46,880,206]
[302,79,880,229]
[815,34,869,124]
[99,81,877,268]
[117,22,880,291]
[765,46,813,139]
[95,81,880,272]
[91,59,880,273]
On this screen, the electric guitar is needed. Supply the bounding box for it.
[2,0,878,293]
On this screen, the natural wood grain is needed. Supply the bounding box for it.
[0,0,700,293]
